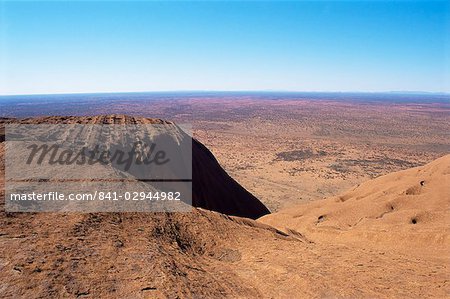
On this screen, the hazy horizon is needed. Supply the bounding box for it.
[0,89,450,98]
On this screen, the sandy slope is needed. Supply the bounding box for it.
[260,155,450,258]
[2,205,448,298]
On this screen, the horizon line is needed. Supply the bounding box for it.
[1,90,449,97]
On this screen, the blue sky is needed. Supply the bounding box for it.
[0,1,448,95]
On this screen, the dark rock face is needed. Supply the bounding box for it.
[192,139,270,219]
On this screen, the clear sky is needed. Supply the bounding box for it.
[0,1,449,95]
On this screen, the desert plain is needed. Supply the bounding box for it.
[0,93,449,298]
